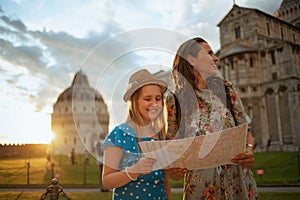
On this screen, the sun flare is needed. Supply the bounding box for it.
[0,109,54,144]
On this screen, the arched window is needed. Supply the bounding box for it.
[64,137,68,145]
[270,50,276,65]
[280,28,284,40]
[230,59,234,70]
[235,26,241,39]
[249,57,254,67]
[266,22,270,36]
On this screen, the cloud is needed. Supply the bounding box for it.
[0,4,146,114]
[237,0,282,14]
[0,14,26,31]
[0,14,80,112]
[0,0,283,139]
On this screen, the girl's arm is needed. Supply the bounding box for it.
[102,146,132,189]
[102,146,156,189]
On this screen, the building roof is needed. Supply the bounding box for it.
[54,70,104,104]
[217,4,299,30]
[219,45,255,59]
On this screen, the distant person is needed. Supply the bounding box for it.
[166,37,259,199]
[70,148,75,165]
[102,69,172,199]
[94,133,109,192]
[84,150,90,165]
[45,150,52,169]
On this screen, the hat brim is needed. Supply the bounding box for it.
[123,80,167,102]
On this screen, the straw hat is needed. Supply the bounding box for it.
[123,69,167,102]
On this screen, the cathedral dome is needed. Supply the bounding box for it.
[56,70,104,104]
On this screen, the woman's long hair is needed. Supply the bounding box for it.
[172,37,207,91]
[171,37,233,124]
[171,37,207,120]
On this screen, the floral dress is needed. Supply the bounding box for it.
[102,123,168,200]
[166,84,259,200]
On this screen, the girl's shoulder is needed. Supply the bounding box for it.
[102,123,136,150]
[109,123,136,138]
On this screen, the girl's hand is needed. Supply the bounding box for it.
[130,157,157,175]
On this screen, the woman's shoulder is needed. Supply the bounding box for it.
[223,79,239,95]
[223,79,233,87]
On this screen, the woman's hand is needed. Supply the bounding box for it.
[231,150,254,169]
[165,167,187,181]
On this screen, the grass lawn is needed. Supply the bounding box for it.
[0,157,49,186]
[0,152,299,199]
[169,151,300,186]
[1,191,300,200]
[252,152,299,184]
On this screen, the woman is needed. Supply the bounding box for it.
[166,37,259,199]
[102,69,172,199]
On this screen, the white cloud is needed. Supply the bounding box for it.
[0,0,283,143]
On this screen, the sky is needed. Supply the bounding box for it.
[0,0,282,144]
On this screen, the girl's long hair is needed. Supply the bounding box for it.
[126,86,167,139]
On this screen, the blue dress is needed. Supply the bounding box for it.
[102,123,167,200]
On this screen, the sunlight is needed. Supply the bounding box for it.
[0,107,54,144]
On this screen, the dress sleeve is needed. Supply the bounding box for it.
[228,85,252,126]
[102,126,137,152]
[166,93,179,140]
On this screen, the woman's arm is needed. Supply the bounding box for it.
[231,131,255,169]
[163,173,172,200]
[165,168,187,181]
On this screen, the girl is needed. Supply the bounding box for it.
[102,69,172,199]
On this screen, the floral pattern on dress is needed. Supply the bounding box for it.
[166,84,259,200]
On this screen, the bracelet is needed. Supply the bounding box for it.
[124,167,137,181]
[246,144,254,151]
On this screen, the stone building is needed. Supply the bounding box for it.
[217,0,300,151]
[276,0,300,28]
[155,0,300,152]
[51,71,109,155]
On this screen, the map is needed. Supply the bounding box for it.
[139,123,248,170]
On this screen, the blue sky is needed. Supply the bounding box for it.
[0,0,282,144]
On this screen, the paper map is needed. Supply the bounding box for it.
[139,123,248,170]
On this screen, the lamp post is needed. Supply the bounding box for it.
[297,151,300,182]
